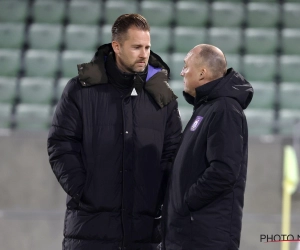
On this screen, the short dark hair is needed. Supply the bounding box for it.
[197,44,227,79]
[111,14,150,43]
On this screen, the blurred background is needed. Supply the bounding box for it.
[0,0,300,249]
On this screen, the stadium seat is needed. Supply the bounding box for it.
[32,1,66,24]
[0,1,28,22]
[175,1,209,27]
[279,56,300,82]
[0,104,12,129]
[225,54,241,72]
[65,25,100,51]
[247,3,280,28]
[15,104,51,130]
[281,29,300,55]
[150,27,171,53]
[170,80,187,108]
[208,28,242,54]
[0,77,17,104]
[0,23,25,49]
[179,106,193,129]
[244,28,278,55]
[19,77,54,104]
[100,25,113,45]
[61,50,94,78]
[140,1,173,27]
[24,50,59,77]
[216,0,250,2]
[56,78,70,99]
[243,55,277,82]
[280,83,300,110]
[211,2,244,28]
[155,53,170,67]
[278,109,300,135]
[247,0,278,2]
[169,53,186,81]
[28,24,63,50]
[68,1,101,25]
[283,3,300,29]
[244,109,274,135]
[173,27,206,53]
[248,82,275,109]
[0,49,21,77]
[104,1,137,25]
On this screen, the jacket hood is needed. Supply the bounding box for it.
[208,68,253,109]
[76,43,177,108]
[185,68,253,110]
[77,43,170,86]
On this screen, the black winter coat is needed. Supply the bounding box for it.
[47,44,182,250]
[162,69,253,250]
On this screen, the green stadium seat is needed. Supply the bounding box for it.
[175,1,208,27]
[281,29,300,55]
[170,80,187,108]
[280,83,300,110]
[19,77,54,104]
[150,27,171,53]
[0,77,17,104]
[100,25,113,44]
[0,104,12,129]
[208,28,242,54]
[173,27,206,53]
[0,49,21,77]
[24,50,59,77]
[279,56,300,82]
[155,53,170,67]
[104,1,137,25]
[247,3,279,28]
[278,109,300,135]
[65,25,99,51]
[0,23,25,49]
[244,28,278,55]
[140,1,173,27]
[15,104,51,130]
[243,55,277,82]
[0,1,28,22]
[248,82,275,109]
[179,106,194,129]
[32,1,66,24]
[61,50,94,78]
[28,24,63,50]
[244,109,274,135]
[56,78,69,99]
[248,0,278,2]
[216,0,248,2]
[283,3,300,29]
[68,1,101,25]
[169,53,186,81]
[225,54,241,72]
[211,2,244,28]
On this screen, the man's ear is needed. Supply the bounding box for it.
[199,68,206,79]
[111,41,120,54]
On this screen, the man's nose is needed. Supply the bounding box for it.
[180,69,184,77]
[140,49,147,58]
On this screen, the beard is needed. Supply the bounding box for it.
[118,57,147,73]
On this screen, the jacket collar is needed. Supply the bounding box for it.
[76,43,177,108]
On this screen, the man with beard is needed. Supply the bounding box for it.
[47,14,182,250]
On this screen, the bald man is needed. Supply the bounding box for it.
[162,44,253,250]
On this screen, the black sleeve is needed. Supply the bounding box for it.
[185,105,244,211]
[47,78,86,202]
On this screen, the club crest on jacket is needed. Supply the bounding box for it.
[190,116,203,131]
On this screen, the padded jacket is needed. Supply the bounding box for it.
[47,44,182,250]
